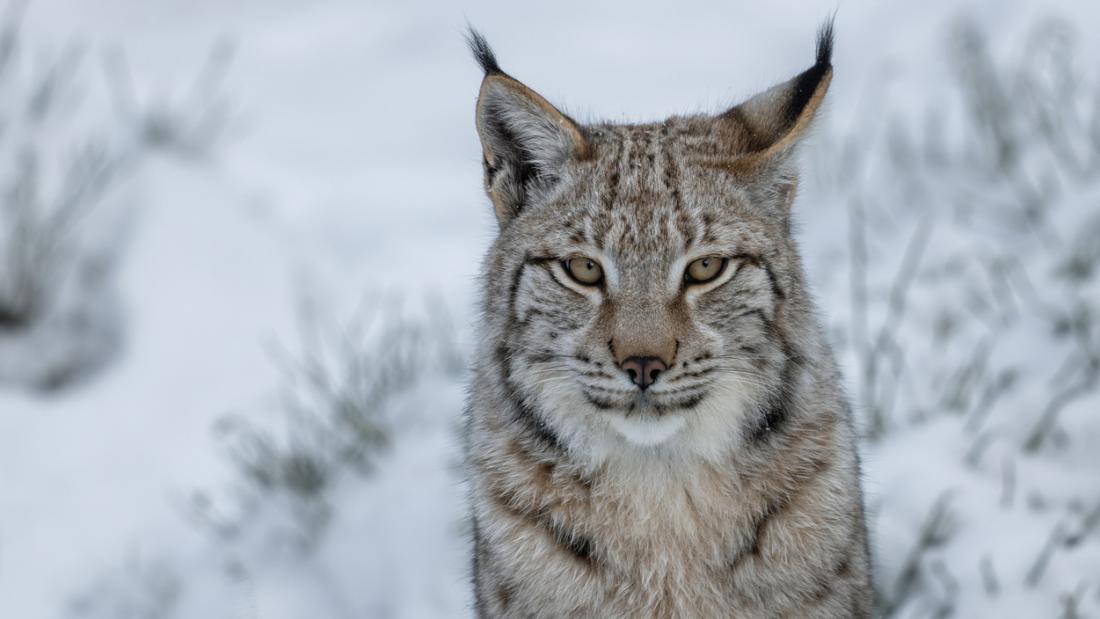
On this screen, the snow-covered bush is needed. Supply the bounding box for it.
[0,14,130,392]
[101,38,238,160]
[0,10,237,394]
[810,16,1100,617]
[65,296,469,617]
[190,295,465,550]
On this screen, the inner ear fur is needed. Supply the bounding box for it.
[476,75,591,170]
[468,30,590,225]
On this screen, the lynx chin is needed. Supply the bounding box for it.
[463,19,873,618]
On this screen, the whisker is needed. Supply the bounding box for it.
[581,384,636,396]
[502,343,584,360]
[523,375,573,391]
[700,354,780,362]
[711,377,771,387]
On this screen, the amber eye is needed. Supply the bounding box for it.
[685,256,727,285]
[563,257,604,286]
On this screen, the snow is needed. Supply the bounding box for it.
[1,1,1098,617]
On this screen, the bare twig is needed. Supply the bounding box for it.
[1026,521,1067,587]
[1023,356,1099,451]
[879,492,956,616]
[979,555,999,597]
[999,456,1017,509]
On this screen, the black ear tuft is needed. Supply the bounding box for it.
[466,27,503,75]
[783,17,836,124]
[815,16,835,68]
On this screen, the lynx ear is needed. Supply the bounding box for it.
[468,29,591,226]
[719,19,834,175]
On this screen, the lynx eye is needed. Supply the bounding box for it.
[563,257,604,286]
[685,256,728,285]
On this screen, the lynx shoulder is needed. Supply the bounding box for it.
[463,20,874,618]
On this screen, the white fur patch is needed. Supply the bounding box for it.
[608,413,687,446]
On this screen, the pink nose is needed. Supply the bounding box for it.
[620,356,667,390]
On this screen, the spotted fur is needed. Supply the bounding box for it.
[464,19,873,618]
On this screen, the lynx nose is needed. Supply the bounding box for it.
[620,356,667,390]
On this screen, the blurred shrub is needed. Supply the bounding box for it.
[190,294,465,550]
[0,12,130,392]
[0,8,237,393]
[102,38,238,160]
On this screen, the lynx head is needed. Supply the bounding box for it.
[470,23,834,463]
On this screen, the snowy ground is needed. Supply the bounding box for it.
[1,1,1098,618]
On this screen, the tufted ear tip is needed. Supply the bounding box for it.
[470,31,590,225]
[466,26,503,76]
[815,15,834,68]
[718,18,835,173]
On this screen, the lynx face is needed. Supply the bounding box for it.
[471,29,831,459]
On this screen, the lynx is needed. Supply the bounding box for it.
[464,20,873,618]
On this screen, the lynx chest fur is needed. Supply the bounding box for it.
[463,21,873,618]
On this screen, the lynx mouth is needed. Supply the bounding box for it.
[582,388,708,415]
